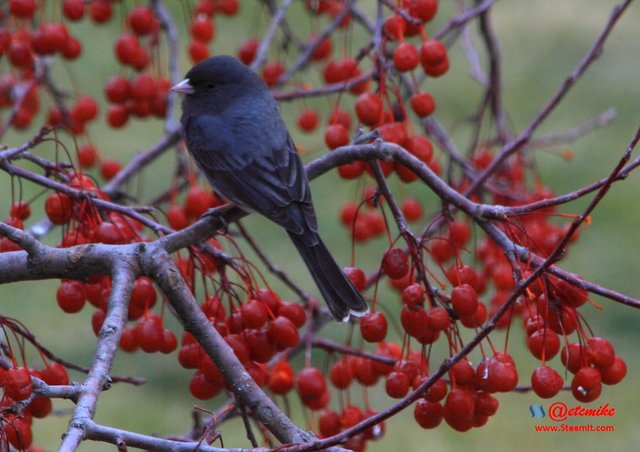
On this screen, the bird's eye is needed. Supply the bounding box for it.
[206,83,215,90]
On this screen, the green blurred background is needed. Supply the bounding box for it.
[1,0,640,450]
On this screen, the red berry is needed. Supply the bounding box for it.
[107,104,129,128]
[360,311,388,342]
[29,396,53,418]
[185,185,217,219]
[89,0,113,23]
[4,367,32,401]
[4,416,33,449]
[531,366,564,399]
[328,106,352,130]
[120,329,138,352]
[190,371,221,400]
[427,307,450,332]
[410,92,436,117]
[402,198,423,222]
[218,0,239,15]
[329,358,353,389]
[355,92,383,126]
[340,405,364,428]
[41,362,70,385]
[225,334,250,363]
[425,378,448,402]
[571,367,602,402]
[130,276,157,310]
[262,61,286,87]
[414,400,443,429]
[424,57,450,77]
[446,264,478,289]
[297,108,319,132]
[586,336,616,369]
[318,410,342,437]
[100,158,122,180]
[385,370,410,398]
[561,343,585,374]
[402,283,425,308]
[238,37,258,65]
[401,306,429,338]
[450,359,476,387]
[129,6,155,36]
[73,96,99,122]
[105,76,130,104]
[32,23,69,55]
[246,328,277,363]
[195,0,216,16]
[443,387,475,422]
[10,201,31,220]
[383,14,406,41]
[310,35,333,61]
[191,16,215,42]
[475,391,499,417]
[382,247,410,279]
[297,367,327,400]
[45,192,72,225]
[343,266,366,292]
[10,0,37,18]
[241,299,268,329]
[114,33,140,66]
[267,315,300,349]
[63,0,85,21]
[135,313,164,353]
[323,57,358,84]
[407,0,439,22]
[130,74,156,101]
[56,280,86,313]
[449,221,471,247]
[600,356,627,385]
[268,360,294,395]
[451,284,478,318]
[393,42,420,72]
[421,39,447,67]
[62,35,82,59]
[91,221,125,244]
[527,329,560,360]
[160,329,178,353]
[279,302,307,328]
[77,144,99,168]
[324,123,350,149]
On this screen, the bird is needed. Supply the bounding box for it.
[171,55,369,321]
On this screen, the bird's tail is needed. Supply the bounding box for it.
[288,232,369,322]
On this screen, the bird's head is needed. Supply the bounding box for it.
[171,55,265,107]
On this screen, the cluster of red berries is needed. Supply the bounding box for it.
[165,183,223,231]
[339,191,424,244]
[106,3,171,129]
[177,289,307,400]
[187,0,240,63]
[0,0,87,130]
[0,358,69,450]
[104,73,170,128]
[0,0,127,185]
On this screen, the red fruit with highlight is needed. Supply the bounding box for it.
[382,247,410,279]
[414,400,443,429]
[531,366,564,399]
[360,311,388,342]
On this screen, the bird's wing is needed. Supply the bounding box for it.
[183,113,318,237]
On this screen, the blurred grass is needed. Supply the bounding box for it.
[2,0,640,450]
